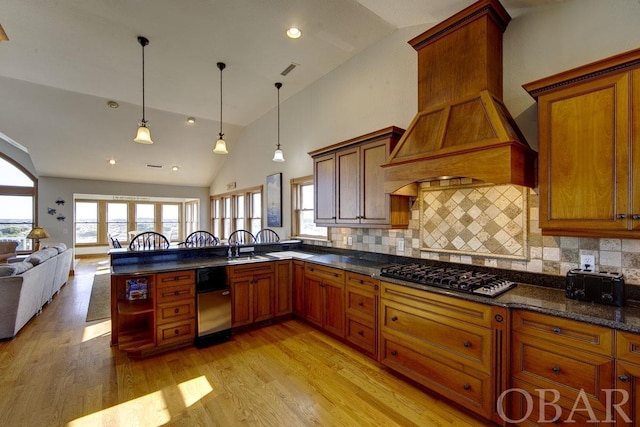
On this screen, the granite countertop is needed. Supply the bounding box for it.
[111,249,640,334]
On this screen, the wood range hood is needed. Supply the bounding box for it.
[382,0,537,196]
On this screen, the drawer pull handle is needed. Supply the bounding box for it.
[463,341,471,348]
[333,273,339,277]
[552,366,561,374]
[390,350,397,356]
[619,374,630,382]
[374,284,379,291]
[358,330,364,336]
[359,279,364,284]
[391,316,398,322]
[634,214,640,220]
[358,301,364,306]
[174,291,180,296]
[552,327,561,334]
[618,214,627,219]
[463,384,470,391]
[174,308,179,314]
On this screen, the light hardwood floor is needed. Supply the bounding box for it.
[0,257,493,426]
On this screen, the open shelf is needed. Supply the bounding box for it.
[118,328,155,352]
[117,299,154,316]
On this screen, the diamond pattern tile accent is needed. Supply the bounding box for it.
[420,184,528,259]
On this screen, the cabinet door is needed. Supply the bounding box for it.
[615,360,640,425]
[275,260,292,317]
[231,276,252,327]
[336,147,360,224]
[292,260,305,316]
[538,72,630,231]
[314,153,336,224]
[632,69,640,231]
[360,139,391,224]
[323,281,345,338]
[304,276,323,327]
[253,273,275,323]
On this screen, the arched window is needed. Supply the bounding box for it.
[0,155,37,251]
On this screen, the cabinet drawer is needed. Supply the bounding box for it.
[157,283,195,304]
[157,319,195,346]
[616,330,640,364]
[512,310,613,356]
[346,271,379,291]
[346,287,375,318]
[381,299,491,372]
[381,335,492,418]
[156,270,195,288]
[157,300,195,324]
[229,263,274,277]
[346,317,375,353]
[512,333,614,413]
[305,263,344,285]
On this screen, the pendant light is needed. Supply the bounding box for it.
[213,62,228,154]
[272,82,285,162]
[134,36,153,144]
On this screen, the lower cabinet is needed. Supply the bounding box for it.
[155,270,196,347]
[510,310,615,425]
[230,262,275,327]
[345,271,379,357]
[274,260,292,317]
[292,260,305,317]
[304,263,345,338]
[379,281,509,424]
[615,331,640,425]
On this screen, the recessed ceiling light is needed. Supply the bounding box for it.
[107,100,119,108]
[109,159,116,165]
[286,27,301,39]
[187,117,195,124]
[172,166,179,171]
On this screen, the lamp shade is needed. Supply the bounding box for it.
[134,124,153,144]
[27,227,50,240]
[213,137,228,154]
[272,148,285,162]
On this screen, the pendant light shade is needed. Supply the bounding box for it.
[213,62,228,154]
[272,82,285,162]
[134,36,153,144]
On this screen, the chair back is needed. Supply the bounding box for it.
[184,230,220,247]
[129,232,170,250]
[255,228,280,243]
[109,234,122,248]
[228,230,256,245]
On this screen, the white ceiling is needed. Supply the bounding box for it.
[0,0,556,187]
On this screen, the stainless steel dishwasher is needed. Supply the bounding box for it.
[195,266,232,347]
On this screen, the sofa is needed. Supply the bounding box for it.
[0,241,18,263]
[0,243,73,339]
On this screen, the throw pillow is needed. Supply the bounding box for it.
[0,261,34,276]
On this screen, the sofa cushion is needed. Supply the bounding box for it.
[0,261,34,277]
[25,248,57,265]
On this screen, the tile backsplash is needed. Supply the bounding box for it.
[303,183,640,286]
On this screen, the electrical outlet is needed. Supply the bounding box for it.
[347,236,353,246]
[580,254,595,271]
[397,239,404,252]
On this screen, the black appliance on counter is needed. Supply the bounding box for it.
[566,269,625,307]
[195,266,232,347]
[380,263,516,298]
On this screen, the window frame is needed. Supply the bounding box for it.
[211,185,263,241]
[290,175,328,240]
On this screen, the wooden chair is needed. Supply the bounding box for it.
[108,234,122,248]
[129,231,170,250]
[184,230,220,247]
[255,228,280,243]
[227,230,256,245]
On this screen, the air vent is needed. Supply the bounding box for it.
[146,164,163,169]
[280,63,298,76]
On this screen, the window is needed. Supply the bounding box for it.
[0,155,37,251]
[211,185,263,241]
[291,176,327,239]
[107,202,128,241]
[185,200,198,237]
[161,204,180,242]
[135,203,155,233]
[76,201,99,244]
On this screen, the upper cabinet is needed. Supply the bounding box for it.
[524,48,640,238]
[310,127,410,229]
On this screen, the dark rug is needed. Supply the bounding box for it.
[86,273,111,322]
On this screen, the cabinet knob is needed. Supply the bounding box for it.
[374,284,379,291]
[617,214,627,219]
[174,291,180,296]
[174,308,179,314]
[174,329,179,335]
[333,273,339,277]
[391,316,398,322]
[552,366,561,374]
[390,350,397,356]
[552,327,561,334]
[463,341,471,348]
[358,330,364,336]
[358,301,364,306]
[633,214,640,220]
[359,279,364,284]
[463,384,470,390]
[619,374,630,382]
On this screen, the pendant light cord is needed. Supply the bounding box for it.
[218,62,225,139]
[276,82,282,149]
[141,40,146,123]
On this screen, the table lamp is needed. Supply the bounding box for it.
[27,226,50,251]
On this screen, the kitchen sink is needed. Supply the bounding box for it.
[226,254,270,263]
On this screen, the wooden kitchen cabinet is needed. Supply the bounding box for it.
[510,310,615,425]
[292,260,305,317]
[111,273,156,356]
[155,270,196,348]
[615,331,640,425]
[524,48,640,238]
[274,260,292,317]
[344,271,379,357]
[229,262,275,327]
[379,281,509,424]
[309,126,410,228]
[304,263,345,337]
